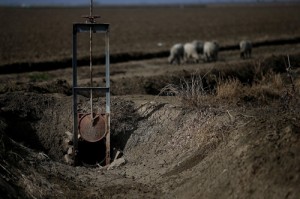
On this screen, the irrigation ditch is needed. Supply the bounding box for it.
[0,36,300,74]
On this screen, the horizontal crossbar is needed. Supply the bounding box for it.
[73,23,109,34]
[73,87,109,91]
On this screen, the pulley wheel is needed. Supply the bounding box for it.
[78,113,106,142]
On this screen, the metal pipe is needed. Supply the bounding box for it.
[89,0,93,120]
[105,30,111,164]
[105,31,110,114]
[72,25,79,163]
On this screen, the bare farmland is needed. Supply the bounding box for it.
[0,4,300,199]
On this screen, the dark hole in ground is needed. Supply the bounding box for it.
[78,139,107,166]
[77,128,133,166]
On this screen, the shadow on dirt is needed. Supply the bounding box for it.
[2,113,45,152]
[110,99,140,152]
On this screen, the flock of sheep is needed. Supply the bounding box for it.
[168,40,252,64]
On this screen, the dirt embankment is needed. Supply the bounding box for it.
[0,91,299,198]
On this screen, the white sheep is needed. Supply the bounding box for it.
[203,41,219,62]
[240,40,252,59]
[183,40,204,63]
[168,43,184,64]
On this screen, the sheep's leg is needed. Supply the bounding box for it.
[176,56,181,65]
[214,53,218,62]
[205,53,209,62]
[240,52,244,59]
[193,53,200,63]
[170,57,175,64]
[183,53,188,64]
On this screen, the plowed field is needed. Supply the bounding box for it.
[1,4,300,199]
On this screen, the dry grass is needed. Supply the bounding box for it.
[159,74,210,108]
[161,68,291,108]
[217,70,286,104]
[216,77,243,101]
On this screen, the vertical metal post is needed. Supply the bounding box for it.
[105,31,111,165]
[90,0,93,17]
[89,28,94,120]
[89,0,94,120]
[72,25,79,163]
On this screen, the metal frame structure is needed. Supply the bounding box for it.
[72,22,111,165]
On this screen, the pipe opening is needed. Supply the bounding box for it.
[77,139,107,166]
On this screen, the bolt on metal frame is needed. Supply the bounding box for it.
[72,1,110,165]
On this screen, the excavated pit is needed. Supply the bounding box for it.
[0,92,139,166]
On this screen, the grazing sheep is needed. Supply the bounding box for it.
[183,40,204,63]
[203,41,219,62]
[192,40,204,54]
[184,43,199,63]
[168,43,184,64]
[240,40,252,59]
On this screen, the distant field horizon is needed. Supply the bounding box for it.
[0,4,300,66]
[1,0,300,7]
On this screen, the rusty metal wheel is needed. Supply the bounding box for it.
[78,113,106,142]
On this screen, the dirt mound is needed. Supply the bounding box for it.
[168,107,300,198]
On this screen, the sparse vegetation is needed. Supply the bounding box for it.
[159,73,210,108]
[216,77,243,101]
[160,67,294,108]
[218,71,285,104]
[28,72,52,82]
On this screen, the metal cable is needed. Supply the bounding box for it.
[90,0,93,120]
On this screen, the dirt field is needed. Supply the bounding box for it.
[1,4,300,199]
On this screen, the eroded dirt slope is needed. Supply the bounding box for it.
[0,89,300,198]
